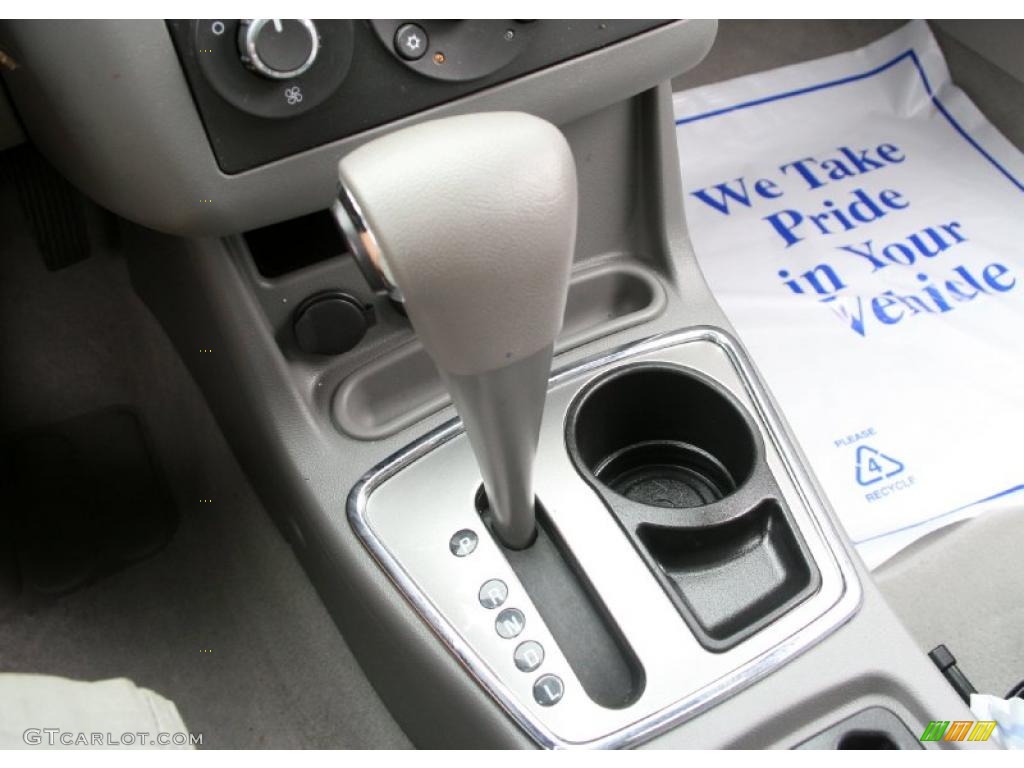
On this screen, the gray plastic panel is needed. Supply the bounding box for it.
[795,706,922,749]
[644,574,982,749]
[0,19,716,236]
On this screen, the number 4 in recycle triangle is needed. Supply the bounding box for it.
[855,445,905,487]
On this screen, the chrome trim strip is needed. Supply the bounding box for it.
[332,185,401,301]
[347,326,863,749]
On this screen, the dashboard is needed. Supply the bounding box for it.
[0,19,715,235]
[167,20,666,172]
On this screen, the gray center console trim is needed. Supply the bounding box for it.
[348,326,863,749]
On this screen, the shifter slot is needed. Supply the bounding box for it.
[478,491,645,710]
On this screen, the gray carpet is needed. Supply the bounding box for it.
[671,20,905,91]
[672,21,1024,153]
[0,173,410,748]
[932,26,1024,152]
[874,509,1024,698]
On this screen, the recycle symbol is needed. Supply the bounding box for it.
[855,445,905,486]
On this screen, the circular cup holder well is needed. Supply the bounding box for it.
[568,365,758,509]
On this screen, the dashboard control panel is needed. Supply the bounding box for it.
[166,19,666,173]
[190,19,353,120]
[370,20,538,82]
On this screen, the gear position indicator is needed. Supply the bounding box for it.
[514,640,544,673]
[449,529,478,557]
[495,608,525,639]
[532,674,564,706]
[478,579,508,609]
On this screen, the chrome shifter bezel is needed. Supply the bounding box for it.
[347,326,863,749]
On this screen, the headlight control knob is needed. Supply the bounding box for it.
[238,19,319,80]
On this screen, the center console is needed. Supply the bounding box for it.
[0,18,984,749]
[355,327,860,747]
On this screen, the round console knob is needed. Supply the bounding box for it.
[238,19,319,80]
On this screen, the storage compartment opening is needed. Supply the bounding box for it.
[333,263,665,440]
[796,707,923,750]
[572,365,757,508]
[838,731,900,750]
[637,500,815,643]
[244,209,347,278]
[559,264,657,347]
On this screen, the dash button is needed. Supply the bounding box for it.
[395,23,428,61]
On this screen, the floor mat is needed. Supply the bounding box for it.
[673,20,1024,568]
[3,407,176,603]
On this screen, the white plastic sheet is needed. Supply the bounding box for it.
[674,21,1024,568]
[972,693,1024,749]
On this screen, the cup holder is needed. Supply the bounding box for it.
[573,364,757,514]
[598,440,738,508]
[566,364,820,651]
[572,365,757,510]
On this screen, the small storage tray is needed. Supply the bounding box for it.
[332,262,665,439]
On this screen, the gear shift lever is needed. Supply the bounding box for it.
[333,112,577,549]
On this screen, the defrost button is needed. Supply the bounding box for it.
[395,23,428,61]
